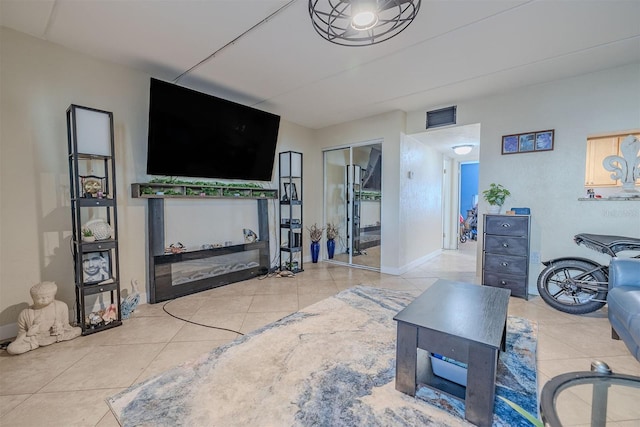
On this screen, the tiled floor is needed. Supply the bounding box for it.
[1,242,638,426]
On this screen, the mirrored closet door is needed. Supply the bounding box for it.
[323,142,381,269]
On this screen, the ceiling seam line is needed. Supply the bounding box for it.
[354,34,640,108]
[303,35,639,126]
[251,0,537,107]
[43,0,60,40]
[173,0,298,84]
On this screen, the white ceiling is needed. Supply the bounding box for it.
[2,0,639,160]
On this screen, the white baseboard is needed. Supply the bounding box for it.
[383,249,442,276]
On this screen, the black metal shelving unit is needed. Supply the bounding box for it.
[67,104,122,335]
[279,151,303,272]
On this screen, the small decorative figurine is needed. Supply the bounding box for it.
[7,282,81,355]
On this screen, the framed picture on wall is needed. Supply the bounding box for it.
[502,135,519,154]
[518,133,535,152]
[535,130,554,151]
[502,129,555,154]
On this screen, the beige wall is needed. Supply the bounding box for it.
[0,28,318,338]
[399,134,444,269]
[1,27,150,337]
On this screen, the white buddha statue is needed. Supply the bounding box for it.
[7,282,82,355]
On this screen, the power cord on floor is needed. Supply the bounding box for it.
[162,300,244,336]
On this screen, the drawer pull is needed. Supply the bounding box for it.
[501,223,511,228]
[502,243,509,248]
[501,262,509,267]
[500,280,507,286]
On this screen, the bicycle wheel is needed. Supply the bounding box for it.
[536,259,607,314]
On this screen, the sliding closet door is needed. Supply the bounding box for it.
[323,143,381,269]
[324,148,350,263]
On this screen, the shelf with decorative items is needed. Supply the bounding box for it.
[131,180,277,200]
[279,151,303,272]
[67,104,122,335]
[139,189,273,303]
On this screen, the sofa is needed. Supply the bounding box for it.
[607,258,640,361]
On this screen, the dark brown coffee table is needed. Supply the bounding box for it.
[394,279,511,427]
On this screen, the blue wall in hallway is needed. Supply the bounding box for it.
[460,163,479,217]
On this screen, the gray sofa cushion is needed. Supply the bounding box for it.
[607,258,640,361]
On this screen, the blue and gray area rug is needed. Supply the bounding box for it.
[108,285,538,426]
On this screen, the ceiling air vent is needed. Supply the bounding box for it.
[426,106,456,129]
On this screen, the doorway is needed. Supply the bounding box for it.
[459,162,479,245]
[323,142,382,270]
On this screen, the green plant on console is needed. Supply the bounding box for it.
[482,183,511,206]
[141,186,155,195]
[149,177,263,189]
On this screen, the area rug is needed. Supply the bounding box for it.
[108,285,538,426]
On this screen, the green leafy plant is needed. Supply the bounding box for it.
[482,183,511,206]
[81,228,93,237]
[141,186,155,195]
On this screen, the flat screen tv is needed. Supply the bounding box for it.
[146,78,280,181]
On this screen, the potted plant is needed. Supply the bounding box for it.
[307,223,325,263]
[482,183,511,214]
[326,223,339,259]
[81,228,95,242]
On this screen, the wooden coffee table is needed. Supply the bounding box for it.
[394,279,511,427]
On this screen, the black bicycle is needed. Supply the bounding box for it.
[537,233,640,314]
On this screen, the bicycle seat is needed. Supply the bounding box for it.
[574,233,640,256]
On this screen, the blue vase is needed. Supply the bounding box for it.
[311,241,320,263]
[327,239,335,259]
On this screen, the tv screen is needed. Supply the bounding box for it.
[147,78,280,181]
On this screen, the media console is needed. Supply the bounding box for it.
[132,183,276,303]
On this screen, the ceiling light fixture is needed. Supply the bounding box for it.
[452,145,473,155]
[309,0,421,47]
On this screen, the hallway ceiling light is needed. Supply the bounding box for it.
[309,0,421,47]
[452,145,473,155]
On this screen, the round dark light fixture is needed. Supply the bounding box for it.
[309,0,421,47]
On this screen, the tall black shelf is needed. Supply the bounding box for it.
[348,164,364,255]
[67,104,122,335]
[279,151,303,272]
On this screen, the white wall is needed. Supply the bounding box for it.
[408,63,640,293]
[0,28,316,338]
[398,134,444,270]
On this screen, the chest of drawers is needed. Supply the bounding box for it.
[482,214,530,299]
